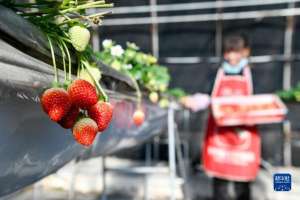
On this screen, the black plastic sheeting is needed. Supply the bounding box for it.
[0,6,167,197]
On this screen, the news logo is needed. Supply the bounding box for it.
[273,173,291,191]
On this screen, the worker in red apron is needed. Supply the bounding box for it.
[203,35,260,200]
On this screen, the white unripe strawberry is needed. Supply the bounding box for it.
[79,66,101,86]
[69,25,90,52]
[149,92,159,103]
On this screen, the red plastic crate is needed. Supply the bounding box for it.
[212,94,287,126]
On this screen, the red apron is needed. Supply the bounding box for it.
[202,67,260,181]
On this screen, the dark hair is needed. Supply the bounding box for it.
[223,35,245,53]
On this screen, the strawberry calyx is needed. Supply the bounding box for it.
[51,81,60,88]
[50,81,68,91]
[76,112,87,121]
[63,80,72,90]
[98,94,106,102]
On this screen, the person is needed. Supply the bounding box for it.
[202,34,260,200]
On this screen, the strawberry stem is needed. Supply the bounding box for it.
[126,71,142,109]
[60,2,113,14]
[87,11,112,19]
[58,11,111,26]
[60,34,72,44]
[47,36,58,83]
[57,41,67,82]
[82,60,109,102]
[77,58,81,78]
[60,39,72,81]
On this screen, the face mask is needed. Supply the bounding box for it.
[223,58,248,74]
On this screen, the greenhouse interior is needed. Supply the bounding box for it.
[1,0,300,200]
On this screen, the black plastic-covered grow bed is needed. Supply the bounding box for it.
[0,5,167,197]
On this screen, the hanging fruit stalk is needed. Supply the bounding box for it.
[126,72,145,126]
[41,36,72,122]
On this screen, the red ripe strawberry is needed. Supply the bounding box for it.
[41,88,71,122]
[68,79,98,109]
[88,101,113,132]
[133,109,145,126]
[72,118,98,147]
[58,106,80,129]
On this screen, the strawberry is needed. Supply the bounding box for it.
[72,118,98,147]
[159,98,169,108]
[58,105,80,129]
[41,88,71,122]
[133,109,145,126]
[79,65,101,86]
[88,101,113,132]
[69,25,90,52]
[68,79,98,109]
[149,92,159,103]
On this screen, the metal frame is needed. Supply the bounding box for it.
[167,103,176,200]
[97,102,189,200]
[109,0,300,14]
[163,54,300,64]
[283,120,292,166]
[283,2,296,90]
[103,7,300,26]
[215,0,223,57]
[150,0,159,58]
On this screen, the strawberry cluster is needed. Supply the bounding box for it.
[41,79,113,147]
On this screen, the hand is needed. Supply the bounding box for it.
[181,93,210,112]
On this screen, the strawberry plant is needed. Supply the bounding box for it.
[4,0,113,85]
[277,82,300,102]
[96,40,187,110]
[3,1,115,146]
[98,41,170,95]
[96,40,170,101]
[95,40,172,125]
